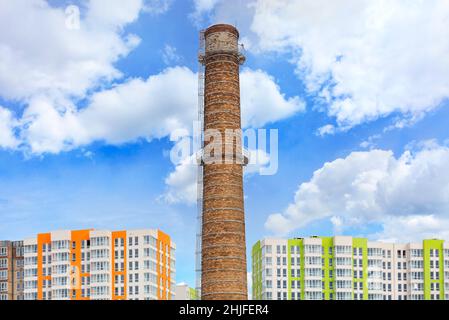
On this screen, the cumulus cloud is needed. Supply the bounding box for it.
[0,2,302,156]
[77,67,197,145]
[197,0,449,129]
[1,63,300,207]
[0,0,144,101]
[0,0,183,154]
[250,0,449,128]
[360,134,381,150]
[190,0,257,50]
[0,107,18,149]
[143,0,173,15]
[13,66,301,154]
[190,0,222,23]
[376,215,449,243]
[5,61,300,197]
[316,124,335,137]
[244,148,272,176]
[19,97,89,154]
[163,154,198,205]
[193,0,221,14]
[241,69,305,127]
[86,0,145,28]
[265,142,449,240]
[18,67,197,154]
[0,1,305,208]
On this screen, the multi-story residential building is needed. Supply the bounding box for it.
[252,236,449,300]
[175,283,198,300]
[0,241,24,300]
[23,229,175,300]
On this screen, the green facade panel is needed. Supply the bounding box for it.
[251,237,447,301]
[352,238,368,299]
[320,237,334,300]
[423,239,445,300]
[287,239,303,300]
[252,240,262,300]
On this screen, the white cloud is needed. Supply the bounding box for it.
[316,124,335,137]
[14,66,301,154]
[0,107,18,149]
[244,148,271,176]
[80,67,197,145]
[376,215,449,243]
[241,69,305,127]
[190,0,222,23]
[162,44,182,65]
[86,0,145,28]
[190,0,257,51]
[143,0,173,15]
[330,216,344,234]
[0,0,144,101]
[193,0,221,14]
[192,0,449,138]
[18,67,197,154]
[0,1,304,155]
[6,64,299,199]
[0,1,305,210]
[200,0,449,129]
[19,96,90,154]
[360,134,381,149]
[0,0,177,154]
[163,154,198,205]
[265,142,449,241]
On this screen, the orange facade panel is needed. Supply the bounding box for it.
[111,231,127,300]
[37,233,51,301]
[157,230,171,300]
[70,230,91,300]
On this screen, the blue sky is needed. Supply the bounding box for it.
[1,0,449,288]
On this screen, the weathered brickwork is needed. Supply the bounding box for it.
[201,24,248,300]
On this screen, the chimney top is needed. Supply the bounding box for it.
[204,23,239,38]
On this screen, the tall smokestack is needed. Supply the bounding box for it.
[199,24,248,300]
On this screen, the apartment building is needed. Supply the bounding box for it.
[23,229,175,300]
[175,283,198,300]
[252,236,449,300]
[0,241,24,300]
